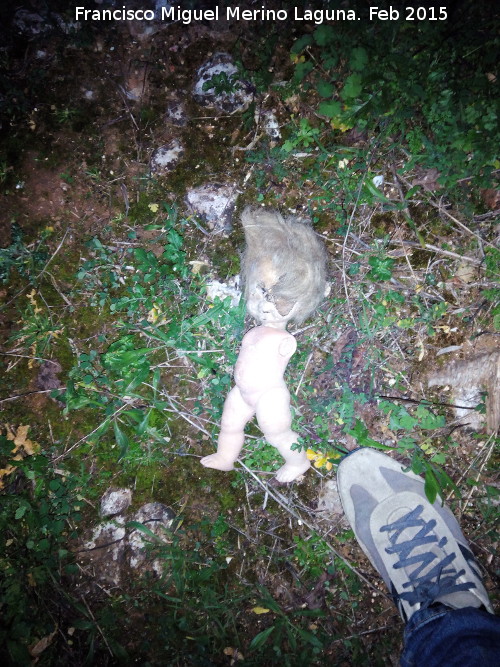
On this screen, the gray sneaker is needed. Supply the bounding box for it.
[337,447,493,622]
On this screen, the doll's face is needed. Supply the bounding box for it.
[246,282,294,328]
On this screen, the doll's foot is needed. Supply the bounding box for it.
[275,459,311,483]
[200,453,236,471]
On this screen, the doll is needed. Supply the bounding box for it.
[200,207,329,482]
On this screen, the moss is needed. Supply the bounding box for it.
[371,211,398,237]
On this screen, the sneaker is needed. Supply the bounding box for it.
[337,447,493,622]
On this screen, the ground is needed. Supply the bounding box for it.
[0,3,499,666]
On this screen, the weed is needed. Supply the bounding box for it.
[293,533,332,579]
[289,15,499,187]
[202,71,240,96]
[65,206,245,460]
[0,224,49,286]
[52,107,77,125]
[0,430,83,664]
[8,290,63,364]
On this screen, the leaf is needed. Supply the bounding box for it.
[29,627,58,658]
[249,625,275,651]
[294,61,314,82]
[296,627,324,648]
[341,73,363,100]
[316,80,335,99]
[15,505,28,519]
[345,419,392,450]
[251,606,270,615]
[313,25,335,47]
[126,520,165,543]
[350,47,368,71]
[113,421,129,460]
[424,468,439,504]
[291,34,313,54]
[367,256,395,282]
[415,406,445,430]
[318,101,342,119]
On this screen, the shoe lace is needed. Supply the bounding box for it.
[381,505,475,608]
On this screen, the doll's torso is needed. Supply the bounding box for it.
[234,326,297,406]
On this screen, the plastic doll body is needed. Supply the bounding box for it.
[200,296,311,482]
[200,207,329,482]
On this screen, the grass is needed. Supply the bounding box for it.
[0,4,498,665]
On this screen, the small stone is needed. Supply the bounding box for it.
[150,139,185,174]
[259,110,281,139]
[206,277,241,307]
[165,100,188,127]
[81,516,127,586]
[128,503,176,573]
[186,183,238,232]
[100,488,132,517]
[13,10,52,37]
[193,53,253,114]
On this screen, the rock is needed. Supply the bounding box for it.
[81,516,127,586]
[193,53,253,114]
[206,276,241,307]
[259,110,281,139]
[128,502,176,573]
[100,488,132,517]
[150,139,185,174]
[13,10,52,37]
[428,348,500,432]
[186,183,237,232]
[165,100,188,127]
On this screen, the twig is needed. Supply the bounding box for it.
[294,352,313,396]
[389,239,482,265]
[236,459,392,603]
[0,387,66,405]
[457,435,497,517]
[81,596,113,656]
[52,403,130,462]
[1,227,70,309]
[445,432,496,502]
[376,394,479,411]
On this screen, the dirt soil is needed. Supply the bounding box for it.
[0,2,499,666]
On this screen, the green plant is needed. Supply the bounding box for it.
[282,118,321,152]
[248,587,326,663]
[290,14,499,187]
[8,290,63,362]
[65,206,245,460]
[377,399,458,503]
[53,107,77,124]
[0,224,49,286]
[0,431,83,664]
[481,247,500,330]
[202,71,240,95]
[293,533,332,578]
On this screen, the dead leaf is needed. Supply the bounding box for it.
[251,606,270,614]
[29,627,58,658]
[454,262,476,284]
[332,329,357,364]
[481,188,500,210]
[411,167,442,191]
[6,424,39,455]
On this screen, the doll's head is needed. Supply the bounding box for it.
[241,207,329,326]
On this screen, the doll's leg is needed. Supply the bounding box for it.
[200,386,255,471]
[256,388,310,482]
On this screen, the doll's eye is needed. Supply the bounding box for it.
[259,284,273,302]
